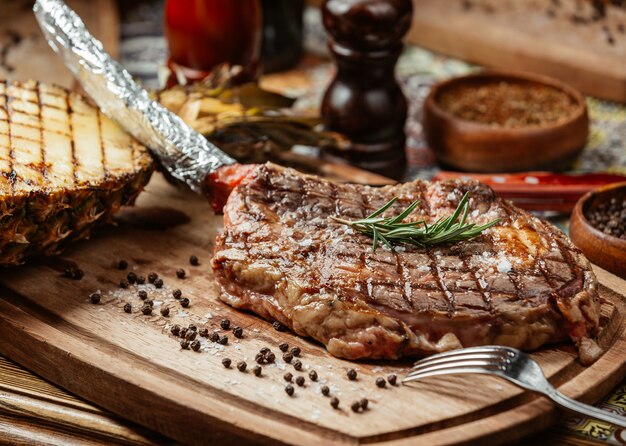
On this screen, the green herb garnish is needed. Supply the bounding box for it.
[331,192,501,252]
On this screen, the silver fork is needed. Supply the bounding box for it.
[403,345,626,428]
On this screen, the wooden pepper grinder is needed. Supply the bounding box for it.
[321,0,413,180]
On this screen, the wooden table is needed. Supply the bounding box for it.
[0,1,624,445]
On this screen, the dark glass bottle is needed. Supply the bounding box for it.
[164,0,262,84]
[260,0,305,73]
[321,0,413,180]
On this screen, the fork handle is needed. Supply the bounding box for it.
[547,389,626,429]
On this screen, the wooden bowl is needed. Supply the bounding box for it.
[422,70,589,173]
[570,182,626,279]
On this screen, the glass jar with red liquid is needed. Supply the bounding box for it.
[164,0,262,84]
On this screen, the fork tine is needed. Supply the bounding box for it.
[410,352,507,371]
[412,345,518,361]
[407,358,504,377]
[412,346,515,366]
[403,367,503,383]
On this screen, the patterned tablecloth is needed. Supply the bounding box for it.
[118,3,626,444]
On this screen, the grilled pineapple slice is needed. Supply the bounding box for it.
[0,80,154,266]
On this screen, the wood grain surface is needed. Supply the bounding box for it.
[407,0,626,103]
[0,172,623,446]
[0,1,622,445]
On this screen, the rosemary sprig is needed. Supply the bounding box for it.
[331,192,501,252]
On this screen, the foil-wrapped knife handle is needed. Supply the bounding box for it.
[33,0,236,194]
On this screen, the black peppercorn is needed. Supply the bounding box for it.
[118,259,128,270]
[255,352,265,364]
[232,326,243,338]
[283,372,293,382]
[347,369,357,380]
[127,272,137,284]
[285,384,294,396]
[308,370,318,381]
[387,374,397,386]
[260,347,270,355]
[265,352,275,363]
[170,324,180,336]
[273,321,287,332]
[237,361,247,372]
[185,331,197,341]
[295,376,305,387]
[180,339,189,349]
[222,358,232,368]
[351,401,361,413]
[321,385,330,396]
[191,340,201,351]
[376,377,386,388]
[253,365,262,377]
[179,327,188,338]
[189,255,199,266]
[123,303,132,313]
[283,352,293,363]
[176,268,186,279]
[148,272,158,283]
[180,297,190,308]
[218,336,228,345]
[172,289,182,299]
[199,328,209,338]
[154,278,163,289]
[89,292,101,304]
[160,306,170,317]
[141,304,152,315]
[279,343,289,352]
[120,279,129,289]
[220,319,231,330]
[360,398,369,410]
[293,360,302,371]
[64,268,84,280]
[146,300,154,307]
[188,324,197,332]
[136,275,146,285]
[330,397,339,409]
[290,347,301,357]
[138,290,148,300]
[209,331,220,342]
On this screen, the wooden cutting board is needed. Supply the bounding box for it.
[407,0,626,102]
[0,173,624,446]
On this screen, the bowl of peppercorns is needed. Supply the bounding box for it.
[423,70,589,173]
[570,182,626,279]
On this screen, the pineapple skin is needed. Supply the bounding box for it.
[0,168,153,266]
[0,80,155,266]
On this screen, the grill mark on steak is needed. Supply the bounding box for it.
[429,249,456,317]
[212,163,602,364]
[393,250,414,311]
[463,254,494,314]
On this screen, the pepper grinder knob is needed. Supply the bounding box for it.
[321,0,413,180]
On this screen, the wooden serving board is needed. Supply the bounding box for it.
[0,173,624,446]
[408,0,626,102]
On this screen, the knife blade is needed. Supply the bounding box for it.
[33,0,236,194]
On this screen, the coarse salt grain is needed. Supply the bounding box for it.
[497,258,512,273]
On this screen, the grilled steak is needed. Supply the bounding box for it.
[212,164,602,364]
[0,80,154,265]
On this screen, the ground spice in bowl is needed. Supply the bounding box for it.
[586,196,626,240]
[437,80,579,128]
